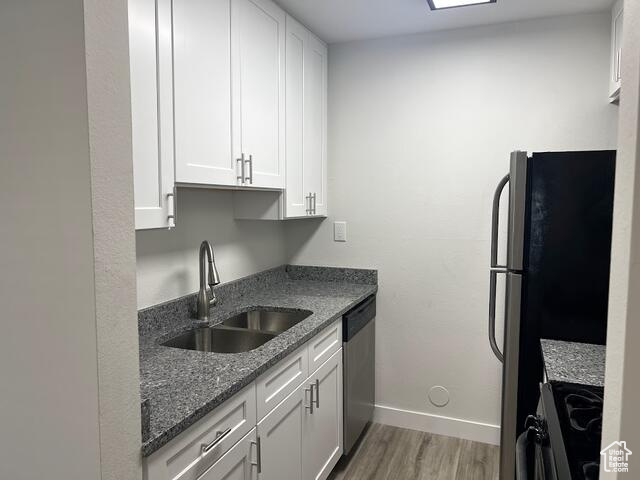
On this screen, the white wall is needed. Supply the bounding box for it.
[286,13,618,442]
[601,0,640,476]
[136,188,288,308]
[84,0,143,478]
[0,1,141,478]
[1,1,99,478]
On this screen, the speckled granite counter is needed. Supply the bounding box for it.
[139,265,377,457]
[541,339,605,387]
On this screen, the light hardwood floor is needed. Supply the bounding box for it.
[328,424,499,480]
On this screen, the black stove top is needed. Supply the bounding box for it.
[550,382,604,479]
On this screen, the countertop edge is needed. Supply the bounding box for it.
[540,338,606,388]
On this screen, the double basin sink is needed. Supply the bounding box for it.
[162,308,312,354]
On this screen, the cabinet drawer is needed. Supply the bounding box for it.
[197,428,257,480]
[256,345,308,421]
[144,383,256,480]
[308,319,342,375]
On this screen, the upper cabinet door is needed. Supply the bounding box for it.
[284,17,327,218]
[173,0,235,186]
[304,33,328,217]
[129,0,176,230]
[231,0,286,189]
[609,0,623,102]
[284,16,308,217]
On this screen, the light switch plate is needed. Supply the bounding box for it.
[334,221,347,242]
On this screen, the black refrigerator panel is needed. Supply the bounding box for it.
[516,150,616,437]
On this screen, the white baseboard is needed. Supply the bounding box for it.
[373,404,500,446]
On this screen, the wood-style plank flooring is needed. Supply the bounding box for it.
[328,424,499,480]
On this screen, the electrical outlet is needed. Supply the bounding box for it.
[334,221,347,242]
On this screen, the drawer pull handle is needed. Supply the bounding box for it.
[237,154,245,184]
[251,437,262,473]
[201,427,232,454]
[305,384,314,414]
[314,378,320,408]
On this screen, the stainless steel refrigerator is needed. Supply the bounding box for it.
[488,150,615,479]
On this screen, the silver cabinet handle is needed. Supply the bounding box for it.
[167,190,175,229]
[244,154,252,184]
[488,173,509,363]
[237,153,245,184]
[312,193,317,215]
[308,192,313,215]
[201,427,232,454]
[314,378,319,408]
[250,437,262,473]
[305,384,314,414]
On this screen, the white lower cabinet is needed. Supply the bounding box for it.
[256,382,306,479]
[257,349,343,480]
[303,349,343,480]
[198,428,258,480]
[144,321,344,480]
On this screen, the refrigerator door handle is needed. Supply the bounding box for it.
[489,270,505,362]
[488,174,510,363]
[491,174,510,268]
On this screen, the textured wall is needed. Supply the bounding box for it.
[136,188,288,309]
[285,13,618,441]
[84,0,143,478]
[601,0,640,477]
[0,1,102,478]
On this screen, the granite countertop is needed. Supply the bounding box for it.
[139,265,377,457]
[540,339,605,387]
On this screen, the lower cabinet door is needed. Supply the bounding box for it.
[256,383,306,480]
[198,428,258,480]
[303,349,343,480]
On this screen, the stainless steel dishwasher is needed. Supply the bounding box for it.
[343,295,376,455]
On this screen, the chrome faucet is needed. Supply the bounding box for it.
[196,240,221,321]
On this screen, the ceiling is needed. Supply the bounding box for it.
[274,0,614,44]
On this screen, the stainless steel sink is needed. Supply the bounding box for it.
[220,308,312,333]
[162,327,276,353]
[161,308,312,354]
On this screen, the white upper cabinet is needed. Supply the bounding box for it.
[173,0,235,186]
[284,16,328,218]
[609,0,623,102]
[284,16,307,217]
[231,0,286,189]
[303,33,328,217]
[129,0,176,230]
[130,0,326,223]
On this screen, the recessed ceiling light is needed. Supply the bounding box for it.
[427,0,496,10]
